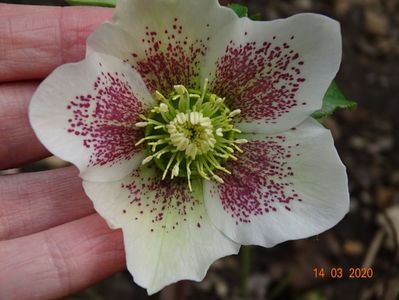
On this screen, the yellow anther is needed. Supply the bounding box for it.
[142,155,153,165]
[135,122,148,128]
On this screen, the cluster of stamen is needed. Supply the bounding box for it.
[135,79,247,190]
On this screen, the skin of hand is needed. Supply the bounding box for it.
[0,4,127,300]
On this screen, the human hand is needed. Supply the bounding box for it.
[0,4,126,300]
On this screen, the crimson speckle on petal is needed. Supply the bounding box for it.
[67,68,146,166]
[122,166,204,233]
[213,137,302,225]
[131,18,208,94]
[211,37,306,123]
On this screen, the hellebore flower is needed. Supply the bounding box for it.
[29,0,349,294]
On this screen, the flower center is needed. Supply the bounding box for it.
[135,79,247,190]
[167,112,215,160]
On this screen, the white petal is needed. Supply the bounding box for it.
[202,13,342,134]
[29,53,154,182]
[203,118,349,247]
[87,0,237,93]
[83,165,239,294]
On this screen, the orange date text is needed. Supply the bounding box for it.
[313,267,373,279]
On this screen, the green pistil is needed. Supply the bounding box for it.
[135,79,247,191]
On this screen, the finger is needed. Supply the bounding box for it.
[0,4,113,82]
[0,166,95,241]
[0,81,50,169]
[0,214,125,300]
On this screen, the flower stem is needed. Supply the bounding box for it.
[239,245,251,299]
[159,281,191,300]
[65,0,116,7]
[148,292,160,300]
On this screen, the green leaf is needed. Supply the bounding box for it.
[249,13,262,21]
[227,3,248,18]
[66,0,116,7]
[312,81,357,120]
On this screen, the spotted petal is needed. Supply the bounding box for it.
[202,13,342,134]
[87,0,237,94]
[29,53,154,181]
[83,165,239,294]
[203,118,349,247]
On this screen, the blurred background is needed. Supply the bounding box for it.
[1,0,399,299]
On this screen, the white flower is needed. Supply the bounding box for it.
[29,0,349,294]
